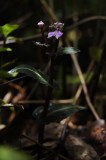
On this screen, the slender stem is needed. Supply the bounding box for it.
[43,56,54,116]
[38,56,54,143]
[38,32,59,157]
[40,28,46,43]
[37,56,55,160]
[61,0,67,98]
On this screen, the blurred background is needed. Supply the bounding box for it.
[0,0,106,123]
[0,1,106,160]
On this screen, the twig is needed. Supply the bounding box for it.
[93,0,104,45]
[11,12,32,26]
[95,95,106,100]
[15,99,74,105]
[39,0,58,22]
[49,0,54,11]
[74,29,106,102]
[70,53,100,120]
[48,0,54,24]
[89,43,106,102]
[0,103,24,109]
[67,15,106,31]
[22,134,70,160]
[74,60,94,102]
[0,76,27,87]
[0,78,25,104]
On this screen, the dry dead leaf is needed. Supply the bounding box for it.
[65,134,100,160]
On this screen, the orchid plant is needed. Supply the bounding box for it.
[8,21,83,150]
[36,21,64,143]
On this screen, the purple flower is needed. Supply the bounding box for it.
[48,30,63,39]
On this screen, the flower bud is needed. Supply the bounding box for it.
[37,21,45,29]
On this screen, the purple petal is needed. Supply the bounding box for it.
[54,30,63,39]
[48,31,55,38]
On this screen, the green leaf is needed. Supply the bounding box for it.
[1,59,16,69]
[8,65,51,86]
[0,70,17,78]
[45,104,85,123]
[57,47,80,55]
[0,47,12,52]
[33,104,85,123]
[0,24,19,38]
[0,146,32,160]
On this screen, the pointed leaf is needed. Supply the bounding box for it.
[0,70,17,78]
[1,60,16,69]
[33,104,85,123]
[57,47,80,55]
[46,104,85,123]
[8,65,51,86]
[0,24,19,38]
[0,47,12,52]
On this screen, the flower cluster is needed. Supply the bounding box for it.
[37,21,64,40]
[48,22,64,39]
